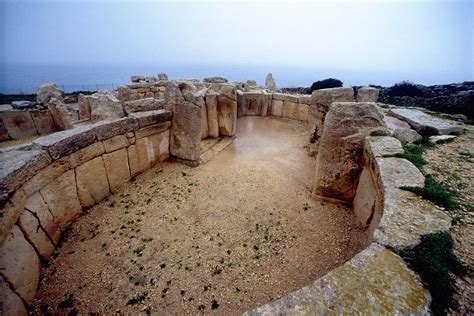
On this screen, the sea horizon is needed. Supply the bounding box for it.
[0,62,471,94]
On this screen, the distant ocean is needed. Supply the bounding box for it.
[0,63,460,94]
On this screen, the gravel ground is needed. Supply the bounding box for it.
[31,117,366,315]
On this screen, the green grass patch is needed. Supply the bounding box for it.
[369,130,391,137]
[399,232,467,316]
[394,141,433,169]
[459,151,474,158]
[464,119,474,125]
[402,174,459,211]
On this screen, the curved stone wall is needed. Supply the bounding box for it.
[0,109,172,313]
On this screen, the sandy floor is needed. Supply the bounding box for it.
[32,117,366,315]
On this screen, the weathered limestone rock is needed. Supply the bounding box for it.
[364,136,403,157]
[353,168,378,227]
[158,73,168,80]
[357,87,379,102]
[67,142,105,168]
[203,76,228,83]
[244,243,430,315]
[295,103,310,121]
[124,98,165,114]
[272,99,283,117]
[200,101,209,139]
[37,82,63,105]
[134,122,171,139]
[388,108,463,135]
[148,130,170,163]
[47,98,74,130]
[310,87,354,126]
[33,125,96,160]
[428,135,457,144]
[130,109,172,128]
[130,75,145,83]
[240,91,265,116]
[392,128,423,144]
[282,100,298,119]
[261,90,270,117]
[0,276,27,316]
[24,192,61,244]
[11,101,35,110]
[75,156,110,208]
[128,137,152,177]
[22,159,70,196]
[384,115,410,131]
[40,170,82,230]
[170,100,202,160]
[206,93,219,138]
[0,110,37,139]
[0,120,10,142]
[376,157,424,189]
[0,190,25,245]
[374,188,452,250]
[265,73,277,91]
[145,75,158,83]
[103,148,131,193]
[0,148,51,196]
[88,90,124,121]
[102,135,129,153]
[209,84,237,136]
[0,225,40,303]
[18,210,55,260]
[78,94,91,120]
[313,102,386,202]
[90,117,138,141]
[30,110,56,135]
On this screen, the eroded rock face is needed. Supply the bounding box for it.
[37,82,63,105]
[88,90,124,122]
[357,87,379,102]
[313,102,386,202]
[265,73,277,91]
[47,98,74,130]
[244,243,430,315]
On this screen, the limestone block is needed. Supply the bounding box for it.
[206,93,219,138]
[124,98,165,114]
[237,90,245,117]
[200,101,209,139]
[47,98,74,130]
[22,159,70,196]
[102,135,129,153]
[18,210,55,260]
[261,91,270,117]
[296,103,310,122]
[75,156,111,208]
[216,95,237,136]
[128,137,152,177]
[67,141,105,168]
[25,192,61,244]
[30,110,56,135]
[135,122,171,139]
[88,90,124,121]
[40,170,82,230]
[33,125,97,160]
[313,102,386,202]
[0,110,37,139]
[374,188,452,250]
[388,108,463,135]
[0,277,27,316]
[90,117,139,141]
[129,109,172,128]
[244,243,430,315]
[376,157,424,189]
[0,190,26,245]
[0,149,51,196]
[37,82,62,105]
[170,101,202,161]
[272,93,298,102]
[0,225,40,303]
[103,148,131,193]
[364,136,403,158]
[148,130,170,163]
[78,94,91,120]
[145,92,154,98]
[428,135,457,144]
[392,128,423,144]
[357,87,379,102]
[384,115,410,131]
[353,168,378,227]
[272,100,283,117]
[282,101,298,119]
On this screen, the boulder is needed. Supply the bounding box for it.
[265,73,277,91]
[131,75,145,83]
[313,102,386,202]
[356,87,379,102]
[124,98,165,114]
[388,108,463,135]
[36,82,63,105]
[47,98,74,130]
[158,73,168,80]
[88,90,124,122]
[203,76,228,84]
[392,128,422,143]
[11,101,36,110]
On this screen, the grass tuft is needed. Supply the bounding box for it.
[399,232,467,316]
[369,130,391,137]
[394,141,433,169]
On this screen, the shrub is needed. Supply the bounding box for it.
[399,232,467,315]
[389,81,424,97]
[308,78,343,93]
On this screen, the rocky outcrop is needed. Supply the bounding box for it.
[36,82,63,105]
[313,102,386,203]
[388,108,463,135]
[47,98,74,130]
[265,73,277,91]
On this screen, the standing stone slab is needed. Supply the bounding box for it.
[47,98,74,131]
[313,102,386,202]
[356,87,379,102]
[75,156,111,208]
[103,148,131,193]
[102,135,129,153]
[209,84,237,136]
[0,225,40,303]
[128,137,152,177]
[388,108,463,135]
[170,101,202,161]
[310,87,354,126]
[0,190,25,245]
[18,210,55,260]
[78,94,91,120]
[271,100,283,117]
[200,101,209,139]
[0,120,10,141]
[67,142,105,168]
[25,192,61,244]
[30,110,56,135]
[0,276,27,316]
[40,170,82,230]
[0,110,37,139]
[353,167,378,228]
[22,159,70,196]
[148,130,170,163]
[244,243,430,315]
[33,125,97,160]
[206,93,219,138]
[265,73,277,91]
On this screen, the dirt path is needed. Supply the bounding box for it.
[32,117,366,315]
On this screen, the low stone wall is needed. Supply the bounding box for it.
[0,108,57,141]
[0,110,172,313]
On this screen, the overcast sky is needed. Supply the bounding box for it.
[0,0,473,86]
